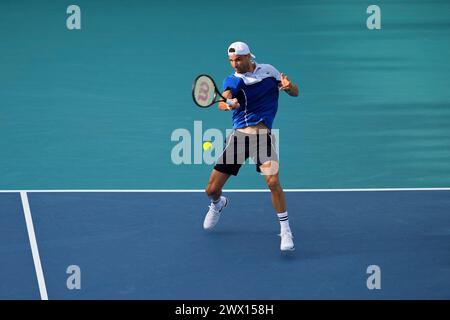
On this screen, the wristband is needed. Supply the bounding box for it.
[225,99,233,110]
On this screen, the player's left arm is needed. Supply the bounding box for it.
[279,73,299,97]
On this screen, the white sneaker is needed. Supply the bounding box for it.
[203,196,228,230]
[279,231,295,251]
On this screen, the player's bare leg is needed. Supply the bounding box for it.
[261,163,286,212]
[261,161,294,251]
[205,169,230,201]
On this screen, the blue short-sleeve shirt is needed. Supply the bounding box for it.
[223,63,281,129]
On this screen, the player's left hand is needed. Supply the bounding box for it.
[279,73,292,91]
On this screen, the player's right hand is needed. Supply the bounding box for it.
[218,98,240,110]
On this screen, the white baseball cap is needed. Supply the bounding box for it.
[227,41,256,59]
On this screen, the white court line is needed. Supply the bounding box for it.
[20,192,48,300]
[0,188,450,193]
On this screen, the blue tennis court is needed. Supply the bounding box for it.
[1,189,450,299]
[1,0,450,300]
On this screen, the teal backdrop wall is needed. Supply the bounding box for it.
[1,0,449,189]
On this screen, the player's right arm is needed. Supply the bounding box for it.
[218,90,240,111]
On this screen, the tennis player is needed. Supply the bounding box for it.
[203,41,299,251]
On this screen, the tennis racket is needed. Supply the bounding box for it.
[192,74,234,108]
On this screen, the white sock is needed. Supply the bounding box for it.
[277,211,291,233]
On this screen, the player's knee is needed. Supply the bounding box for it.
[266,176,281,191]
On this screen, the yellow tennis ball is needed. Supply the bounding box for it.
[203,141,213,151]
